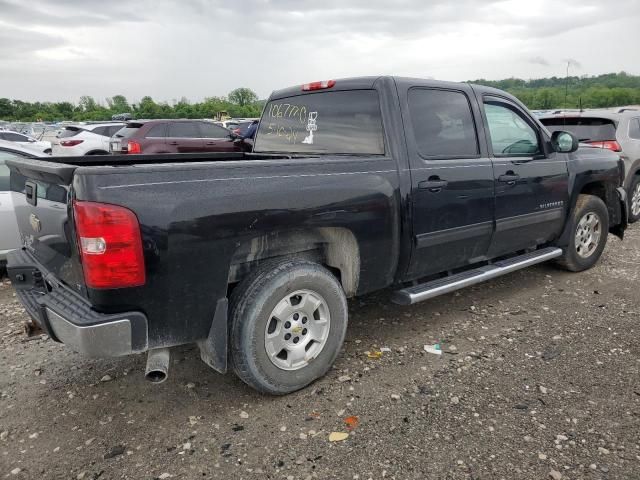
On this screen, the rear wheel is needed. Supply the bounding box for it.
[229,259,348,395]
[557,194,609,272]
[629,175,640,223]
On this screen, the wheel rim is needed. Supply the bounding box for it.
[575,211,602,259]
[264,289,331,371]
[631,183,640,217]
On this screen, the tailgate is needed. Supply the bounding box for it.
[6,158,86,294]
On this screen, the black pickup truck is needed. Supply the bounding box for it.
[6,76,628,394]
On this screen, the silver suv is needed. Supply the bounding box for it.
[540,108,640,222]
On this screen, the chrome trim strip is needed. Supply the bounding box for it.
[393,247,563,305]
[46,308,134,357]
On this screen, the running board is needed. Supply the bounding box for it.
[392,247,563,305]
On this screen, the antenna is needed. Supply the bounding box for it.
[564,61,570,110]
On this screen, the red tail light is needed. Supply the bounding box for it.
[302,80,336,91]
[586,140,622,152]
[60,139,84,147]
[127,140,141,154]
[73,201,145,289]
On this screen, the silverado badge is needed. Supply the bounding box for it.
[29,213,42,233]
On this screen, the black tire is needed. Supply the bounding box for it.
[628,175,640,223]
[229,259,348,395]
[557,194,609,272]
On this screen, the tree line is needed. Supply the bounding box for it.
[0,88,263,122]
[1,73,639,122]
[471,72,640,110]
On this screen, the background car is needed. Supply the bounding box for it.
[539,109,640,222]
[110,119,251,154]
[0,131,51,155]
[214,120,241,130]
[52,122,125,156]
[0,142,45,271]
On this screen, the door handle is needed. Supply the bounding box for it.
[418,178,448,192]
[168,141,178,145]
[205,142,217,145]
[498,173,520,185]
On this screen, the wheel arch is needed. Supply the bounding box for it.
[228,227,360,297]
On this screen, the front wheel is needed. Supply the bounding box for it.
[557,194,609,272]
[229,260,348,395]
[629,175,640,223]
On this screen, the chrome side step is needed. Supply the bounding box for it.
[392,247,563,305]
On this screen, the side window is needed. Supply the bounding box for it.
[108,125,123,137]
[168,122,200,138]
[146,124,167,138]
[408,89,478,157]
[91,126,107,136]
[200,122,230,138]
[4,133,27,142]
[629,118,640,140]
[484,101,541,156]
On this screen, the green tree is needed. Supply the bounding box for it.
[228,88,258,107]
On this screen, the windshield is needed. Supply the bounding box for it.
[540,117,617,142]
[254,90,384,155]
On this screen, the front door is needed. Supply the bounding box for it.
[401,83,495,280]
[167,122,204,153]
[478,95,569,257]
[198,121,239,152]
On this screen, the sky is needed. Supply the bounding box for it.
[1,0,640,104]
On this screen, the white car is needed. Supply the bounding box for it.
[0,131,51,155]
[0,142,48,266]
[52,122,124,156]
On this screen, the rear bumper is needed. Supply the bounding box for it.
[7,249,148,357]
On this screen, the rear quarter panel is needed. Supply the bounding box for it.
[73,156,400,347]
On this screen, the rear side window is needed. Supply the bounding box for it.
[168,122,200,138]
[629,118,640,140]
[107,125,123,137]
[145,124,167,138]
[254,90,384,154]
[541,117,617,142]
[91,126,108,136]
[59,127,81,138]
[408,89,478,157]
[200,122,230,138]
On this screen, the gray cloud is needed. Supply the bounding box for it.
[0,0,639,102]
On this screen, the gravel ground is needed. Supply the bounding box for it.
[1,227,639,480]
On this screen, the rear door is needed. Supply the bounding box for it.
[166,122,204,152]
[399,82,495,279]
[479,95,569,257]
[198,122,239,152]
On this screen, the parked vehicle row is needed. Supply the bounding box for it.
[4,76,629,395]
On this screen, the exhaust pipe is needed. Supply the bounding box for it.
[145,348,170,384]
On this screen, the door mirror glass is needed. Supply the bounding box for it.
[551,131,578,153]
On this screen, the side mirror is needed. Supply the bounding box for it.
[228,133,239,140]
[551,131,578,153]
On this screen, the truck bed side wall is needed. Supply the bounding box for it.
[74,157,401,347]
